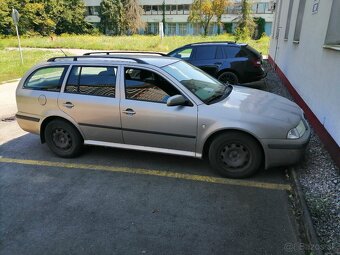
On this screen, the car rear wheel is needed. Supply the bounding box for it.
[45,119,83,158]
[218,71,239,85]
[208,132,262,178]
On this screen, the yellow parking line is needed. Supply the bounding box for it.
[0,157,291,191]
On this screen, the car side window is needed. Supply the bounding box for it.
[24,66,67,92]
[194,46,217,60]
[171,47,193,60]
[124,68,180,104]
[65,66,117,97]
[223,46,248,58]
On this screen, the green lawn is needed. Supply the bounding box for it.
[0,34,270,54]
[0,49,65,82]
[0,34,270,83]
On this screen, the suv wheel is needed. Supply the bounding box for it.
[45,119,83,158]
[218,71,239,85]
[208,132,262,178]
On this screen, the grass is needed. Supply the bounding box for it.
[0,49,66,82]
[0,34,270,55]
[0,34,270,82]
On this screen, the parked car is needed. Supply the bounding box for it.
[167,42,266,85]
[16,53,310,178]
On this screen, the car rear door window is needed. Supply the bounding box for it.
[194,46,217,60]
[124,68,180,104]
[65,66,117,97]
[24,66,67,92]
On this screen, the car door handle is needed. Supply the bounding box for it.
[122,108,136,115]
[214,62,222,65]
[63,102,74,108]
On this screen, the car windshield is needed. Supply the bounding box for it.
[162,61,231,104]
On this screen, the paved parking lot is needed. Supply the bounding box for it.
[0,81,303,254]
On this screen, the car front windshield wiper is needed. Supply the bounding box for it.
[205,85,233,104]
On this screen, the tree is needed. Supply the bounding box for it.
[235,0,256,40]
[0,0,92,36]
[188,0,214,36]
[0,0,13,35]
[123,0,145,34]
[99,0,125,35]
[212,0,229,35]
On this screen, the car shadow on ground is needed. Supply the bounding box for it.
[0,131,289,185]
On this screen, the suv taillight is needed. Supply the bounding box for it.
[251,59,262,67]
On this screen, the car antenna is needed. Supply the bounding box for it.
[59,49,68,57]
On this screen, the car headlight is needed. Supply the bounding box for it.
[287,120,306,139]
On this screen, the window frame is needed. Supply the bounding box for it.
[63,65,118,98]
[23,65,68,92]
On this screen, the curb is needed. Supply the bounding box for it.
[289,168,323,255]
[0,78,20,85]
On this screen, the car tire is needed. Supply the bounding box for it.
[208,132,262,178]
[218,71,239,85]
[44,119,83,158]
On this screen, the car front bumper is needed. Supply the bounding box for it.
[261,126,311,169]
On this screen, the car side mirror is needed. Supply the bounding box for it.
[167,95,187,107]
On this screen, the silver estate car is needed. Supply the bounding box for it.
[16,53,310,178]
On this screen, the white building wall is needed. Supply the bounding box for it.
[269,0,340,146]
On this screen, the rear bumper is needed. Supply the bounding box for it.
[261,126,311,169]
[16,113,41,135]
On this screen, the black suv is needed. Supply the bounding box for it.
[167,42,265,85]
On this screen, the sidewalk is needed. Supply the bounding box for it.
[0,80,19,119]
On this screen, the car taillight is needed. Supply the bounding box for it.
[251,59,262,67]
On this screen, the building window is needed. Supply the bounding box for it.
[170,5,177,15]
[284,0,294,40]
[158,5,163,15]
[293,0,306,42]
[183,5,190,14]
[177,5,184,14]
[86,6,99,16]
[165,5,170,14]
[151,5,158,14]
[143,5,151,14]
[178,23,187,35]
[168,23,176,35]
[226,3,241,14]
[325,0,340,46]
[193,23,201,35]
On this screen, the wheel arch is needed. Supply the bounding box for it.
[202,129,265,164]
[40,116,84,143]
[217,68,240,80]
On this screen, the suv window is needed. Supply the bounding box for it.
[124,68,180,103]
[65,66,117,97]
[171,47,193,60]
[24,66,67,92]
[194,46,217,60]
[223,46,248,58]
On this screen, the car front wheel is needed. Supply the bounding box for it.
[208,132,262,178]
[44,119,83,158]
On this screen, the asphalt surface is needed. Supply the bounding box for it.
[0,80,303,254]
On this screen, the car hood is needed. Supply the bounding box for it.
[215,86,302,126]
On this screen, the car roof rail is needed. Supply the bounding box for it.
[83,51,167,56]
[47,55,147,64]
[189,41,237,45]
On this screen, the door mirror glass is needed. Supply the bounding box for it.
[167,95,187,106]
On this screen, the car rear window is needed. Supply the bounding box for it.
[194,46,217,60]
[24,66,67,92]
[244,45,262,59]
